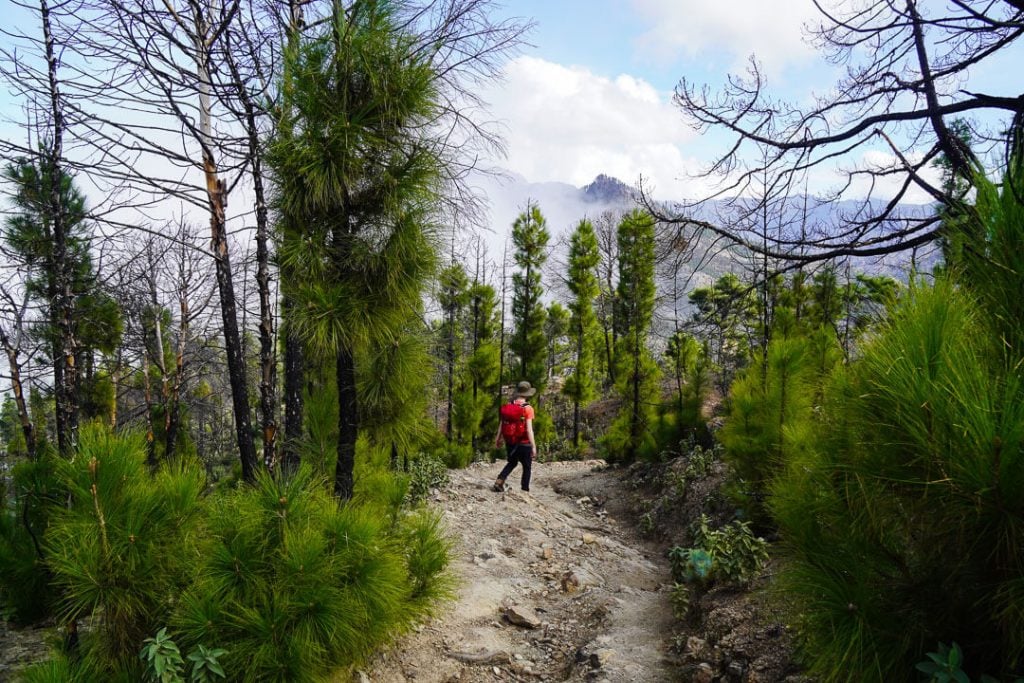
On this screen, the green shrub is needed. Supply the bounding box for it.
[770,280,1024,681]
[440,443,473,469]
[400,509,455,613]
[0,452,64,624]
[44,426,205,673]
[406,453,449,504]
[170,466,451,682]
[669,582,691,620]
[669,514,768,586]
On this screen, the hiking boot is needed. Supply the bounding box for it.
[492,479,507,492]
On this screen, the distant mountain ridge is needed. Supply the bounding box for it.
[474,170,931,282]
[582,174,633,204]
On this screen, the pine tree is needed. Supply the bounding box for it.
[438,263,469,442]
[3,155,122,455]
[268,1,441,498]
[564,218,600,447]
[510,204,549,390]
[606,210,659,462]
[454,281,500,450]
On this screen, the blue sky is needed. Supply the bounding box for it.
[477,0,1024,204]
[479,0,842,198]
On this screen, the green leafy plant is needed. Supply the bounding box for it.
[669,514,768,586]
[187,644,228,683]
[140,628,185,683]
[406,453,449,503]
[637,511,655,537]
[669,582,691,621]
[914,642,1024,683]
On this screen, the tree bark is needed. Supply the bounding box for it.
[334,344,358,499]
[0,330,36,458]
[281,295,304,475]
[196,10,258,483]
[41,0,78,457]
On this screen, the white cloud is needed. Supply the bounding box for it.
[481,56,702,197]
[630,0,821,76]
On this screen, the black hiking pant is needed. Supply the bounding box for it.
[498,443,532,491]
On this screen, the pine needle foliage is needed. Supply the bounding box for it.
[603,210,660,462]
[171,466,453,682]
[0,451,63,624]
[767,155,1024,681]
[510,204,550,391]
[44,425,205,673]
[770,281,1022,680]
[268,0,443,497]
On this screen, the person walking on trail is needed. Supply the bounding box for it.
[494,381,537,492]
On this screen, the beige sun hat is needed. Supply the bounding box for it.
[513,380,536,398]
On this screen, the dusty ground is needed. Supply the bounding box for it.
[361,459,682,683]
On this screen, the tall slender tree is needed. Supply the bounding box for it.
[608,209,659,462]
[510,204,549,390]
[563,218,600,447]
[270,1,443,498]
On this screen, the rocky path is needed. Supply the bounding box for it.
[362,460,679,683]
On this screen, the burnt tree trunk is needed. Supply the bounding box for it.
[281,297,304,475]
[334,344,358,499]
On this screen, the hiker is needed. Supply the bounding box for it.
[493,380,537,492]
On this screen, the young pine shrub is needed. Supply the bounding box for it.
[172,466,448,682]
[769,279,1024,682]
[719,319,826,525]
[44,425,205,675]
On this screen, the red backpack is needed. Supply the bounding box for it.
[499,402,529,444]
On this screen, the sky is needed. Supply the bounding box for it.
[477,0,839,199]
[476,0,1024,207]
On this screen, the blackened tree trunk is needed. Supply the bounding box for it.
[281,296,304,475]
[0,328,36,459]
[195,10,258,483]
[41,0,78,457]
[334,344,358,499]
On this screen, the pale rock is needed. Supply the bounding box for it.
[582,533,597,544]
[504,605,541,629]
[591,648,616,667]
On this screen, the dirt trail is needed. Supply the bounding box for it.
[362,460,679,683]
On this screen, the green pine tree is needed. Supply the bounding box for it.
[268,1,441,498]
[605,209,659,462]
[563,218,601,448]
[510,204,550,391]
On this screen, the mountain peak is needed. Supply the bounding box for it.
[582,174,633,204]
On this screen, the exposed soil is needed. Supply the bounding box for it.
[359,459,680,683]
[359,458,804,683]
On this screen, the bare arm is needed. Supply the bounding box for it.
[525,419,536,456]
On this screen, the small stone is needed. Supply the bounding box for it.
[582,533,597,544]
[505,605,542,629]
[727,659,746,677]
[576,496,591,504]
[540,547,554,560]
[492,666,501,675]
[561,571,580,593]
[356,672,371,683]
